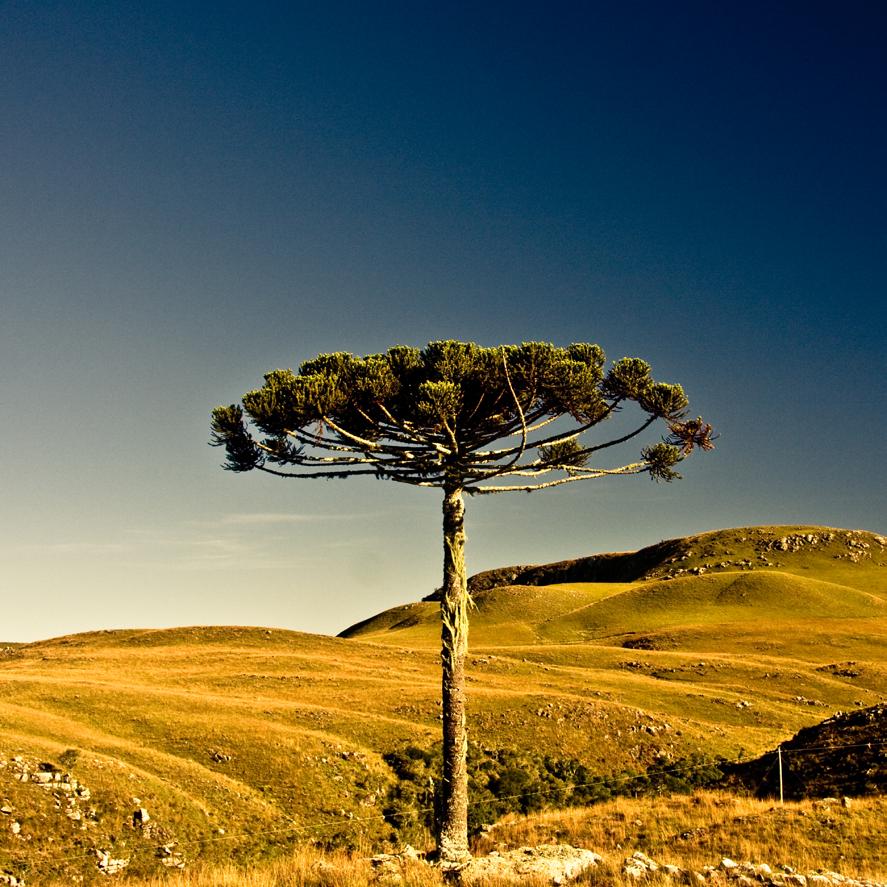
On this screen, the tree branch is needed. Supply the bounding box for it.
[501,350,527,463]
[284,426,366,454]
[256,465,383,480]
[256,439,380,467]
[441,418,460,455]
[320,414,449,458]
[471,403,619,460]
[465,405,549,452]
[579,413,658,456]
[383,474,444,488]
[464,465,561,479]
[353,405,430,447]
[374,402,446,449]
[465,462,647,494]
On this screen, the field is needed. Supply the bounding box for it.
[32,794,887,886]
[1,525,885,884]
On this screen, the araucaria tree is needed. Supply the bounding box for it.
[211,341,713,873]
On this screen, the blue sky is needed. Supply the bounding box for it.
[1,1,884,642]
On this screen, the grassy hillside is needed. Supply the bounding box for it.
[1,526,884,884]
[455,526,887,598]
[36,793,887,886]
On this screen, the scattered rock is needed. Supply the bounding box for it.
[467,845,603,885]
[816,663,861,679]
[624,850,659,878]
[792,696,827,707]
[310,858,338,877]
[617,851,884,887]
[370,845,602,885]
[156,843,186,869]
[369,851,407,883]
[95,849,129,875]
[725,704,887,799]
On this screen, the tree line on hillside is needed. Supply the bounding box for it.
[379,744,726,847]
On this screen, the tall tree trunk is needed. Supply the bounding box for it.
[438,481,471,874]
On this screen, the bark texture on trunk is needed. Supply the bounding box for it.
[438,482,472,873]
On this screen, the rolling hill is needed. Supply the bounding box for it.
[0,525,884,884]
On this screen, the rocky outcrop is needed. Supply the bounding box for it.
[156,842,186,869]
[369,845,425,883]
[466,844,603,884]
[369,846,882,887]
[766,531,883,564]
[418,527,887,600]
[0,753,183,880]
[369,844,602,885]
[725,705,887,799]
[95,849,129,875]
[1,755,98,832]
[647,529,886,580]
[622,851,885,887]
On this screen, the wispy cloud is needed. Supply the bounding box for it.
[218,512,325,526]
[12,541,132,556]
[5,512,374,573]
[186,511,371,529]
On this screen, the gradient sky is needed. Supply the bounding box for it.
[2,1,885,643]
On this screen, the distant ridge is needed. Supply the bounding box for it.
[418,525,886,603]
[422,539,682,600]
[341,525,886,641]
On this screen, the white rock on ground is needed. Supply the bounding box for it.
[370,845,602,885]
[620,852,886,887]
[465,845,603,885]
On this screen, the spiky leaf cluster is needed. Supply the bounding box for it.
[210,341,712,493]
[539,439,589,469]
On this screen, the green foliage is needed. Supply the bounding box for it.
[540,353,608,422]
[261,434,303,466]
[416,380,462,429]
[210,405,262,471]
[422,340,488,383]
[567,342,606,369]
[381,743,725,842]
[639,382,688,419]
[602,357,652,400]
[642,442,684,482]
[210,340,712,484]
[631,754,726,797]
[539,439,589,468]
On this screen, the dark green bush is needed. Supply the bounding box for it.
[382,743,726,842]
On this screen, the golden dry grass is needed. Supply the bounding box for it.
[4,526,886,883]
[36,791,887,886]
[476,792,887,881]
